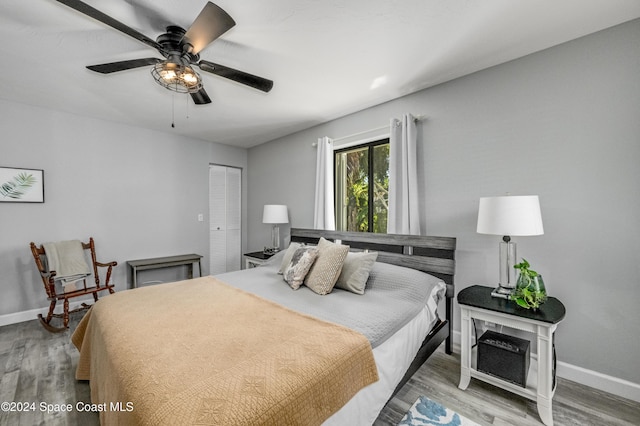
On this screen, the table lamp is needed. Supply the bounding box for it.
[477,195,544,298]
[262,204,289,252]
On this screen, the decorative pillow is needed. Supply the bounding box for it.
[278,242,303,274]
[283,246,319,290]
[334,251,378,295]
[304,237,350,295]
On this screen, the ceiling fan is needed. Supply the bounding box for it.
[54,0,273,104]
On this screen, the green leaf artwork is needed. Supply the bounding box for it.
[0,172,37,199]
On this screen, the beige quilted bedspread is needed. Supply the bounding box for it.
[72,276,378,425]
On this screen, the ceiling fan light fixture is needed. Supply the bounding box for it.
[160,69,177,80]
[151,62,202,94]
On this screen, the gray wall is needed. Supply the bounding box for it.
[0,100,248,315]
[247,20,640,384]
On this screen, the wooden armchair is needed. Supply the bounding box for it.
[29,237,117,332]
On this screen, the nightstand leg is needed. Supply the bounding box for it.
[537,324,557,426]
[458,307,471,390]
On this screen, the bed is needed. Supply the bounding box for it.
[71,228,456,425]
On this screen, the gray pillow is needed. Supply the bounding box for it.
[334,251,379,295]
[367,261,445,305]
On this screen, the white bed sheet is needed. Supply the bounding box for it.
[324,281,444,425]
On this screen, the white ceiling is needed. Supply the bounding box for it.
[1,0,639,148]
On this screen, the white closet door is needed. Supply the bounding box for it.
[226,229,241,271]
[209,230,227,275]
[209,165,241,275]
[225,167,242,271]
[209,165,227,232]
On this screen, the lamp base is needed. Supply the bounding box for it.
[271,225,280,252]
[491,286,515,299]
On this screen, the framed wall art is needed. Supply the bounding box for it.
[0,167,44,203]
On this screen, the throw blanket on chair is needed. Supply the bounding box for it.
[43,240,91,292]
[72,276,379,425]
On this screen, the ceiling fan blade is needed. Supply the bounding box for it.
[54,0,162,51]
[191,88,212,105]
[87,58,163,74]
[124,0,172,33]
[198,60,273,93]
[183,2,236,55]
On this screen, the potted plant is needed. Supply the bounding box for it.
[512,258,547,310]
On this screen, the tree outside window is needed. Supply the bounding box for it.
[334,139,389,233]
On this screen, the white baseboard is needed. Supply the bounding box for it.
[0,299,92,328]
[3,308,639,403]
[451,330,640,403]
[555,359,640,403]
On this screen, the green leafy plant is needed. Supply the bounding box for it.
[511,258,547,309]
[339,144,389,233]
[0,172,36,199]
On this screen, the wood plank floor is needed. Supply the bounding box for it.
[375,348,640,426]
[1,313,638,425]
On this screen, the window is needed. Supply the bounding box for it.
[334,139,389,232]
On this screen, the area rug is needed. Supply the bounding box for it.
[398,395,481,426]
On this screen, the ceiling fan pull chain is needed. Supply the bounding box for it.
[171,94,175,128]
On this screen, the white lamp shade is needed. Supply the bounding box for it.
[262,205,289,224]
[477,195,544,236]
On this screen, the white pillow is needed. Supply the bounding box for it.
[334,251,378,295]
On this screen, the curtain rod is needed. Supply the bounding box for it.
[332,124,388,144]
[312,114,427,147]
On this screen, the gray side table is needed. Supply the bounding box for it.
[127,254,202,288]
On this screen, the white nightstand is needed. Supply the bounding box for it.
[457,285,566,426]
[243,251,274,269]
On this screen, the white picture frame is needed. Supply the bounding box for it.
[0,166,45,203]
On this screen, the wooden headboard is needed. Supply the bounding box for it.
[290,227,455,292]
